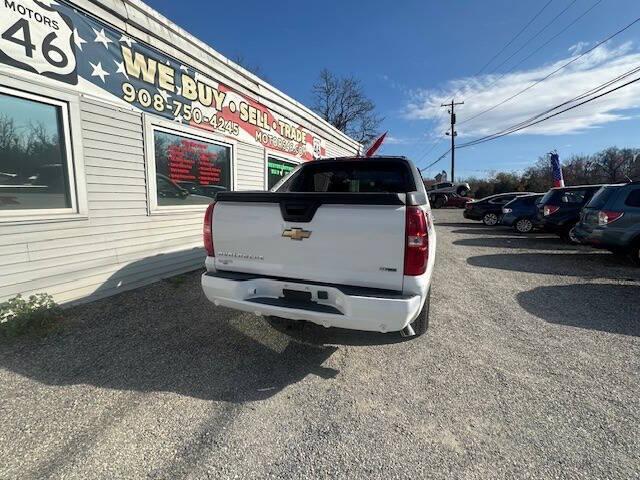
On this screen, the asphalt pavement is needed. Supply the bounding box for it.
[1,209,639,479]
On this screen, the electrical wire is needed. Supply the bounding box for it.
[419,68,640,171]
[459,74,640,148]
[464,0,602,104]
[458,15,640,126]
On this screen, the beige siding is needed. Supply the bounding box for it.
[236,143,266,191]
[0,98,205,305]
[1,0,360,306]
[325,142,358,158]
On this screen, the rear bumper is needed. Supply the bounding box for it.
[572,224,631,249]
[201,271,424,333]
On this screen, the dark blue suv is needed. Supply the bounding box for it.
[501,194,544,233]
[572,182,640,265]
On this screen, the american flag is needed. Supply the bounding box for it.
[550,153,564,188]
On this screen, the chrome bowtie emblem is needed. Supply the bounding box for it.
[282,228,312,241]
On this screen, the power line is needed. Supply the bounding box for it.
[420,67,640,172]
[459,74,640,148]
[485,0,579,77]
[420,149,451,172]
[465,0,601,104]
[459,15,640,126]
[472,0,555,76]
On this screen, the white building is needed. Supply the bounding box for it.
[0,0,360,304]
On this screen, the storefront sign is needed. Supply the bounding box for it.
[0,0,325,160]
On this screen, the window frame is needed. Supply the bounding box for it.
[144,115,236,214]
[0,82,86,223]
[264,152,300,191]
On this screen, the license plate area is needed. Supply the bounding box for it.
[281,288,312,303]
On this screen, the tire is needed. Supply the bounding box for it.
[482,212,499,226]
[514,218,534,233]
[559,224,578,244]
[409,288,430,337]
[433,194,447,209]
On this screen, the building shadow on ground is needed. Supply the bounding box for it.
[517,284,640,336]
[0,249,411,402]
[467,252,640,281]
[0,270,346,402]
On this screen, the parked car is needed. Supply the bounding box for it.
[501,194,544,233]
[571,182,640,265]
[463,192,534,226]
[536,184,606,242]
[429,192,472,209]
[201,156,436,337]
[425,181,471,196]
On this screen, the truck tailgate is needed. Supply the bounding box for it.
[212,193,407,291]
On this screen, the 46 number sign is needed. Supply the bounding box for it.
[0,0,77,84]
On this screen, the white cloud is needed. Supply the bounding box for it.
[568,41,590,55]
[405,42,640,138]
[385,135,414,145]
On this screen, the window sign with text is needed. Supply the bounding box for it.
[267,156,297,190]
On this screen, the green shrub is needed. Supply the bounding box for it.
[0,293,62,338]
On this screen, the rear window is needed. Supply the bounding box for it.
[282,160,416,193]
[625,188,640,207]
[586,186,620,209]
[542,188,591,205]
[518,195,540,206]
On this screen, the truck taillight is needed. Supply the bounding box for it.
[543,205,560,216]
[404,206,428,276]
[203,202,216,257]
[598,210,623,226]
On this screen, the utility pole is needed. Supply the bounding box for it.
[441,99,464,182]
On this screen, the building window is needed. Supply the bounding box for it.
[0,91,74,212]
[267,156,297,190]
[152,128,232,207]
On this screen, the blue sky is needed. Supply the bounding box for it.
[146,0,640,179]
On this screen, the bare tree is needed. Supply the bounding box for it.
[311,69,382,144]
[231,54,269,82]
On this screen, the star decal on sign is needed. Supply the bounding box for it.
[93,28,113,49]
[174,114,184,124]
[119,34,136,48]
[90,61,109,82]
[158,89,171,103]
[114,60,129,79]
[73,28,86,51]
[180,65,189,73]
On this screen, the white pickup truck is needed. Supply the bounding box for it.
[201,156,436,337]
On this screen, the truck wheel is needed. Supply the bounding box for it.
[409,288,430,336]
[482,213,499,226]
[514,218,533,233]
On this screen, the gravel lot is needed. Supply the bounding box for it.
[1,209,639,479]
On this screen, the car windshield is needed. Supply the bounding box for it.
[585,186,620,209]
